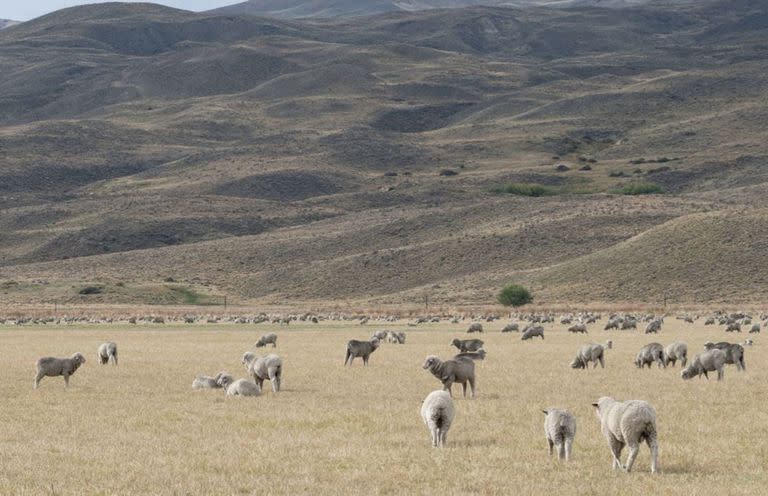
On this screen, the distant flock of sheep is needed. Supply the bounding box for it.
[28,308,759,473]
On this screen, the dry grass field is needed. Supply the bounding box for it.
[1,319,764,495]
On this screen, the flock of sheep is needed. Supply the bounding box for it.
[27,308,758,474]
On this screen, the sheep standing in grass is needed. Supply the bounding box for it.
[344,338,380,366]
[570,343,606,369]
[681,349,726,381]
[501,323,519,333]
[634,343,666,368]
[34,353,86,388]
[522,326,544,340]
[663,342,688,367]
[372,330,388,341]
[242,353,282,392]
[421,390,455,447]
[467,323,483,333]
[423,355,476,398]
[703,342,746,371]
[749,324,760,334]
[192,371,232,389]
[592,396,659,473]
[97,342,118,365]
[255,333,278,348]
[451,338,484,352]
[543,408,576,461]
[568,323,587,334]
[217,375,261,397]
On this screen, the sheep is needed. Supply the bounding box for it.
[34,353,86,388]
[97,342,118,365]
[634,343,666,369]
[725,322,741,333]
[218,375,261,397]
[681,349,726,380]
[421,390,455,447]
[394,331,406,344]
[743,339,753,346]
[344,338,380,366]
[242,353,282,392]
[662,342,688,367]
[592,396,659,473]
[703,342,746,371]
[422,355,476,398]
[521,325,544,340]
[371,330,388,340]
[451,338,484,353]
[501,323,519,333]
[621,319,638,330]
[604,319,619,330]
[255,333,278,348]
[568,323,588,334]
[570,343,605,369]
[453,349,486,361]
[543,408,576,461]
[645,320,661,334]
[467,323,484,333]
[192,371,232,389]
[750,324,760,334]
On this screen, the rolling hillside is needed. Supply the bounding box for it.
[0,0,766,307]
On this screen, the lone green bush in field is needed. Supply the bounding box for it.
[612,182,664,195]
[498,284,533,307]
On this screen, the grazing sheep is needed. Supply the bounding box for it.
[663,342,688,367]
[394,331,406,344]
[255,333,278,348]
[570,344,606,369]
[454,349,486,361]
[218,375,261,397]
[242,353,282,392]
[725,322,741,333]
[422,355,476,398]
[502,323,519,333]
[645,320,661,334]
[592,397,659,474]
[467,323,484,333]
[703,342,746,371]
[97,342,118,365]
[521,326,545,340]
[568,323,588,334]
[634,343,666,369]
[604,319,619,330]
[543,408,576,461]
[681,349,726,380]
[371,330,388,341]
[451,338,484,353]
[704,317,715,325]
[750,324,761,334]
[421,390,455,447]
[345,338,381,366]
[192,371,232,389]
[621,319,638,330]
[34,353,86,388]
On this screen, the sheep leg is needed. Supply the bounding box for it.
[609,438,624,471]
[112,353,118,366]
[468,377,476,399]
[647,436,659,474]
[268,367,280,393]
[717,367,724,381]
[557,441,565,461]
[442,381,453,397]
[63,374,70,388]
[431,426,439,448]
[548,438,554,456]
[564,437,573,462]
[34,371,43,389]
[624,442,640,473]
[439,428,448,447]
[461,381,467,398]
[363,354,369,366]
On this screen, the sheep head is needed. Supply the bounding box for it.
[72,353,86,364]
[422,356,439,370]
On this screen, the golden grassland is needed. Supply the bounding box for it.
[0,319,765,495]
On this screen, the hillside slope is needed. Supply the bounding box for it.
[0,1,766,306]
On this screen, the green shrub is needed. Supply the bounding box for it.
[498,284,533,307]
[612,182,664,195]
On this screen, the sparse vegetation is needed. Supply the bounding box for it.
[497,284,533,307]
[490,183,554,197]
[611,182,664,195]
[78,286,103,295]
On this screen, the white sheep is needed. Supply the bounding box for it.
[34,353,86,389]
[592,396,659,473]
[217,375,261,397]
[97,342,118,365]
[421,390,455,447]
[242,352,282,393]
[543,408,576,461]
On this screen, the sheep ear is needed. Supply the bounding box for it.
[542,409,549,415]
[591,402,599,409]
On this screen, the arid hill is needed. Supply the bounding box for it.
[0,0,766,307]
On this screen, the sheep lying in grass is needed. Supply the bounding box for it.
[570,343,606,369]
[192,371,232,389]
[242,353,282,392]
[255,333,277,348]
[421,390,455,448]
[543,408,576,461]
[217,375,261,397]
[345,338,380,366]
[34,353,86,389]
[592,396,659,473]
[97,342,118,365]
[681,349,726,381]
[422,355,476,398]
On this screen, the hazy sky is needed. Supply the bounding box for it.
[3,1,239,21]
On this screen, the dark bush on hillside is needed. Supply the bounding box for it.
[612,182,664,195]
[498,284,533,307]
